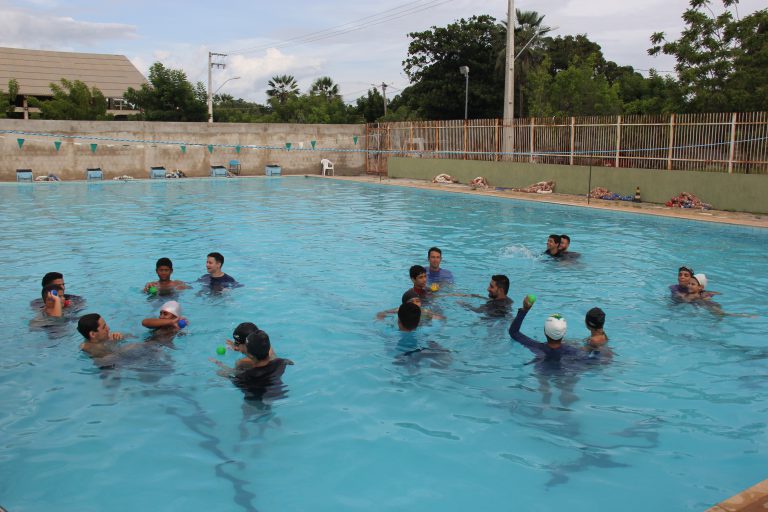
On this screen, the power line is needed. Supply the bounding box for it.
[226,0,454,56]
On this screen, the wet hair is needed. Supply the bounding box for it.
[156,257,173,269]
[560,234,570,243]
[41,272,63,287]
[548,234,562,244]
[428,247,442,257]
[397,302,421,330]
[208,252,224,266]
[402,289,420,304]
[41,283,64,301]
[409,265,426,279]
[232,322,259,344]
[491,275,510,294]
[678,266,694,275]
[245,330,271,361]
[585,307,606,329]
[77,313,101,339]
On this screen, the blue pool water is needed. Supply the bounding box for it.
[0,177,766,512]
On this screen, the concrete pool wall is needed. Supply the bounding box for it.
[387,157,768,214]
[0,119,366,180]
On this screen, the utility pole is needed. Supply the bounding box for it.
[373,82,388,115]
[208,51,227,124]
[502,0,515,158]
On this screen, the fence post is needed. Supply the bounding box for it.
[434,122,439,159]
[728,112,737,174]
[464,119,468,160]
[365,124,369,174]
[529,120,535,163]
[409,122,414,157]
[615,115,622,168]
[667,114,675,170]
[570,117,575,166]
[495,119,501,162]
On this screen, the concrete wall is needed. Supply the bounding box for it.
[388,157,768,214]
[0,119,365,180]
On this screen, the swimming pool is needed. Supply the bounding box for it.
[1,177,766,512]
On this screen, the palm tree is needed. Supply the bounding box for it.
[266,75,299,104]
[309,76,341,101]
[495,9,553,117]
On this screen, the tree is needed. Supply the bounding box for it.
[402,15,506,119]
[649,0,768,112]
[0,79,19,118]
[29,79,109,120]
[526,56,622,117]
[309,77,340,101]
[124,62,207,121]
[266,75,300,105]
[353,88,386,122]
[213,94,269,123]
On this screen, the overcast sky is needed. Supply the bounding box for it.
[0,0,764,103]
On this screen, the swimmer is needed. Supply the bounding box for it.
[198,252,239,289]
[30,272,85,310]
[408,265,429,297]
[143,257,190,293]
[41,284,64,318]
[670,266,694,297]
[508,295,586,362]
[426,247,454,288]
[212,329,293,392]
[682,275,748,316]
[141,300,188,330]
[457,275,513,318]
[376,289,444,321]
[544,234,562,258]
[559,234,581,259]
[397,302,422,332]
[583,307,612,358]
[78,313,125,358]
[224,322,277,370]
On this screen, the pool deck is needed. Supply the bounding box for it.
[330,175,768,229]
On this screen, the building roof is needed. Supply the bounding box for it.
[0,47,146,98]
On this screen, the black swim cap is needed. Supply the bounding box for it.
[585,308,606,329]
[233,322,258,344]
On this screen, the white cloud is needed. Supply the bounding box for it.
[0,5,137,48]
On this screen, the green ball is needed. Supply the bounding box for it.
[148,286,157,295]
[527,294,537,304]
[216,346,226,356]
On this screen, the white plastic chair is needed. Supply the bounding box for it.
[321,158,335,176]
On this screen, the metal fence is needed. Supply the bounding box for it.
[365,112,768,175]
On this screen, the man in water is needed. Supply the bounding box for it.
[40,284,64,318]
[223,322,277,370]
[509,295,584,362]
[583,307,611,359]
[144,257,189,294]
[198,252,238,290]
[223,329,294,402]
[669,266,694,297]
[426,247,454,290]
[397,302,421,332]
[78,313,125,359]
[376,289,444,321]
[31,272,85,310]
[559,234,580,259]
[407,265,429,298]
[459,275,513,318]
[544,235,562,258]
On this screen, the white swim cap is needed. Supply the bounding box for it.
[544,314,567,340]
[693,273,707,289]
[160,300,181,318]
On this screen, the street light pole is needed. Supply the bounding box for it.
[459,66,469,120]
[209,76,240,123]
[503,0,515,158]
[207,51,227,124]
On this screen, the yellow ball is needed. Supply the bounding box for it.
[430,283,439,292]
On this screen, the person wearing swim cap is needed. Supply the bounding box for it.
[426,247,454,289]
[583,307,611,358]
[224,322,277,370]
[141,300,188,330]
[508,294,584,362]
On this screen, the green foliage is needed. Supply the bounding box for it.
[309,77,340,101]
[213,94,269,123]
[266,94,362,124]
[124,62,207,121]
[353,88,386,122]
[401,15,506,119]
[526,56,622,116]
[266,75,300,105]
[0,79,19,118]
[29,79,110,120]
[649,0,768,112]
